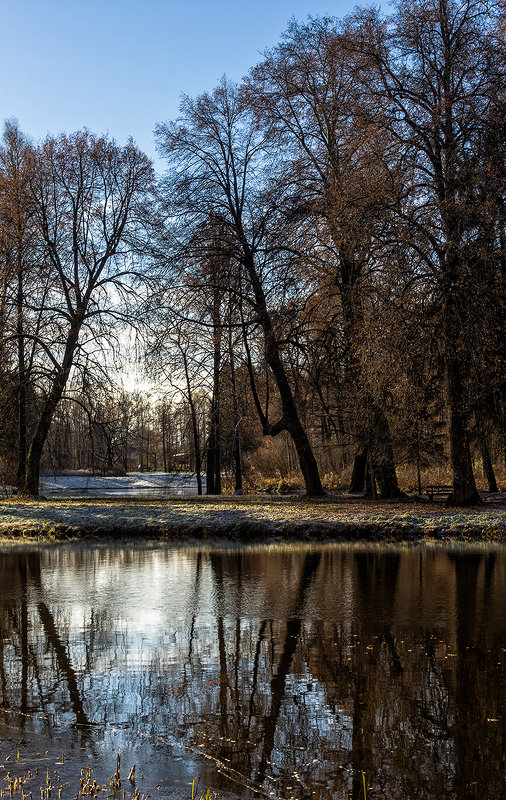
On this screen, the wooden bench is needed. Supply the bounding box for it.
[425,484,453,501]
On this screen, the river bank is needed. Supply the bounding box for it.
[0,494,505,543]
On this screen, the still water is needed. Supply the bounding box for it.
[0,544,504,800]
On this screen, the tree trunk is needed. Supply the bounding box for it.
[206,393,221,494]
[480,436,498,493]
[233,430,243,495]
[365,457,377,500]
[206,292,222,495]
[243,253,325,497]
[20,314,83,496]
[16,267,27,488]
[182,353,202,495]
[372,406,403,498]
[188,385,202,495]
[229,331,243,495]
[341,282,401,499]
[350,412,402,499]
[350,450,368,493]
[376,463,399,499]
[445,349,481,506]
[206,418,217,494]
[286,411,325,496]
[475,410,498,493]
[21,393,61,495]
[161,409,168,473]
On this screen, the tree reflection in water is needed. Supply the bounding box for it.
[0,545,504,800]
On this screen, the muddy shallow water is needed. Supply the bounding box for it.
[0,543,504,800]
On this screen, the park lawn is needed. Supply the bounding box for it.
[0,494,505,543]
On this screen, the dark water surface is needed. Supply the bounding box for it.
[0,544,504,800]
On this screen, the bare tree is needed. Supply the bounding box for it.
[246,17,405,497]
[19,130,154,495]
[156,79,325,496]
[357,0,502,504]
[0,121,38,485]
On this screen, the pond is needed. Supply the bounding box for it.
[0,544,504,800]
[40,472,204,497]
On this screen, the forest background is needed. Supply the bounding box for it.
[0,0,504,506]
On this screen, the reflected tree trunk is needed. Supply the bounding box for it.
[187,552,202,665]
[19,557,29,720]
[451,554,503,799]
[37,601,90,727]
[350,553,402,797]
[247,620,267,733]
[256,552,321,784]
[217,616,230,736]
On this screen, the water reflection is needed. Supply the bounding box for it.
[0,545,504,800]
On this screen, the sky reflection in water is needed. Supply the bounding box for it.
[0,544,504,800]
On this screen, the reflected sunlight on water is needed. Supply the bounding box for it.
[0,543,504,800]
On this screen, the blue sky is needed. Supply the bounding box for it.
[1,0,357,171]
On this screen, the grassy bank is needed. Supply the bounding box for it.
[0,494,504,543]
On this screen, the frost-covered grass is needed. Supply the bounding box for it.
[0,494,504,543]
